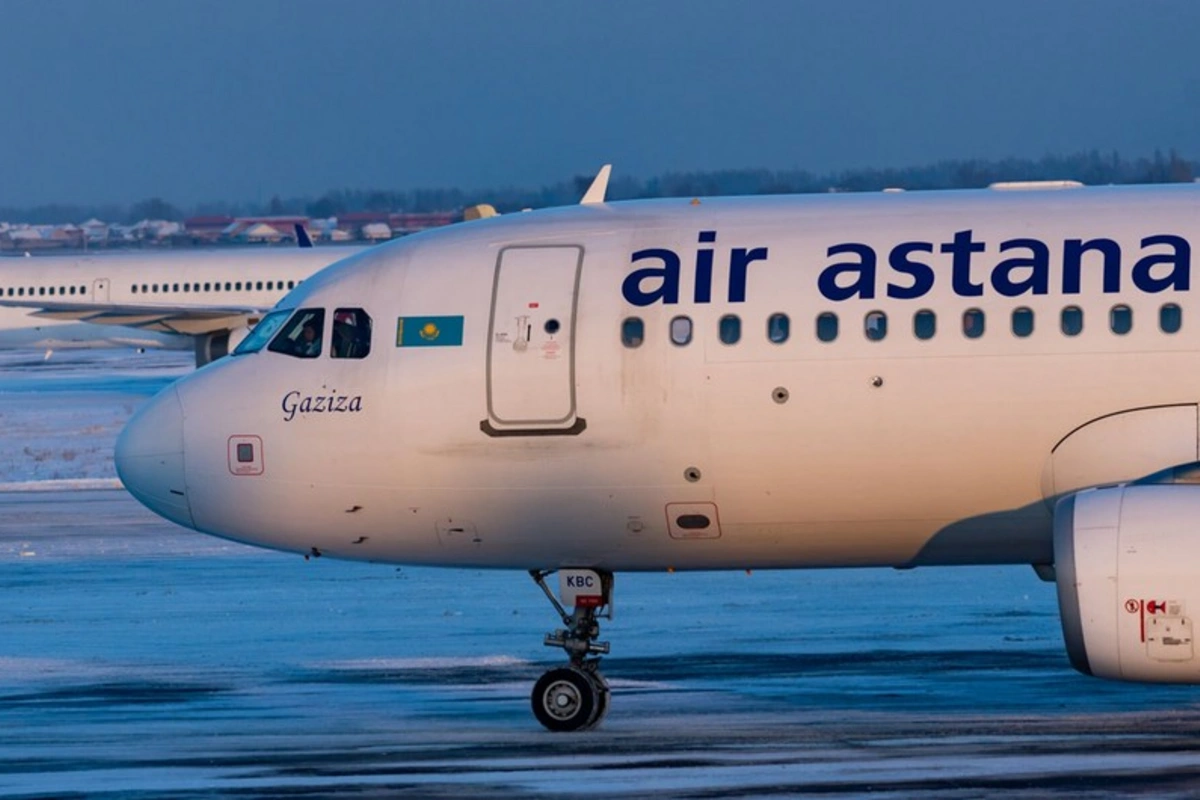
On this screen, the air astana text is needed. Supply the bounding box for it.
[620,230,1190,305]
[281,389,363,422]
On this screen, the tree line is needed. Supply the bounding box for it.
[2,149,1194,226]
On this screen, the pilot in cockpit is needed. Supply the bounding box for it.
[295,323,321,357]
[331,309,371,359]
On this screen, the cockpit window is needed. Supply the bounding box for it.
[268,308,326,359]
[331,308,372,359]
[232,309,292,355]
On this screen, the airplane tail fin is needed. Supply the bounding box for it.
[294,224,314,248]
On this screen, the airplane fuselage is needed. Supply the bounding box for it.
[118,184,1200,571]
[0,246,364,352]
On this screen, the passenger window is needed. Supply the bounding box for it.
[1012,307,1034,337]
[816,312,838,342]
[1160,303,1182,334]
[962,308,985,339]
[1110,304,1132,335]
[331,308,372,359]
[267,308,325,358]
[621,317,644,348]
[864,310,887,341]
[718,314,741,345]
[913,309,936,340]
[132,285,138,294]
[183,283,190,292]
[767,313,790,343]
[670,316,693,346]
[1061,306,1084,336]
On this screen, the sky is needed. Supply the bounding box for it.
[0,0,1197,207]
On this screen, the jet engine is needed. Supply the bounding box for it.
[1054,477,1200,683]
[193,326,253,367]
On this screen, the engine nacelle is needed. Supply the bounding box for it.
[193,326,253,367]
[1055,483,1200,683]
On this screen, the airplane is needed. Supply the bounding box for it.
[0,244,364,364]
[115,167,1200,732]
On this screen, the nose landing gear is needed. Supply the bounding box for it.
[529,569,613,732]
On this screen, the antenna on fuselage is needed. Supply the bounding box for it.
[580,164,612,205]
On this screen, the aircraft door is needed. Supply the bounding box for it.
[482,245,585,436]
[92,278,110,302]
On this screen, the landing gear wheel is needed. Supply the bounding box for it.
[589,670,610,727]
[528,569,615,732]
[532,667,598,732]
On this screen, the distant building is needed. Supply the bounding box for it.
[184,215,235,243]
[359,222,390,241]
[336,210,457,241]
[389,211,457,234]
[0,206,460,252]
[222,216,308,244]
[130,219,183,241]
[81,218,109,245]
[307,217,352,242]
[237,222,285,243]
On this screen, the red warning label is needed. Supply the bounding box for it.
[1128,598,1176,642]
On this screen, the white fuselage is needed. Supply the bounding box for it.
[0,246,365,349]
[117,184,1200,571]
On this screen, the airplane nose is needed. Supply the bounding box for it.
[116,385,194,529]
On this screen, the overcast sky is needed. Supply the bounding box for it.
[0,0,1197,206]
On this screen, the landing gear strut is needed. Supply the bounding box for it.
[529,568,613,732]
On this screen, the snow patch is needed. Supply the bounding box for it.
[0,478,123,493]
[315,655,532,671]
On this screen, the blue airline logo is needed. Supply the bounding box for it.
[620,230,1191,305]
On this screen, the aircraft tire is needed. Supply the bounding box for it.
[589,671,610,728]
[531,667,599,732]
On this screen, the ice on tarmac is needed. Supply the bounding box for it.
[0,348,1198,798]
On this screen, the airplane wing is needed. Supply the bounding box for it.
[0,299,271,335]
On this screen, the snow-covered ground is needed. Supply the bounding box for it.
[0,348,188,487]
[0,350,1197,798]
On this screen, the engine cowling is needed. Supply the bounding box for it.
[1054,482,1200,683]
[193,326,253,367]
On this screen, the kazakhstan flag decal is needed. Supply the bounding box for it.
[396,315,465,347]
